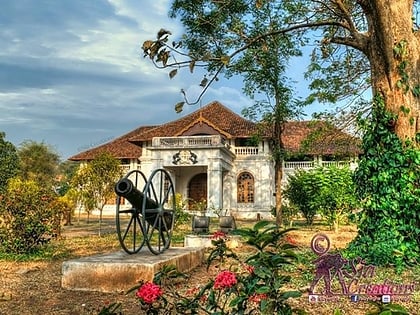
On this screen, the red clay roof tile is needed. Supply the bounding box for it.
[69,101,360,161]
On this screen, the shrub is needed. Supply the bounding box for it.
[310,166,358,231]
[283,169,317,225]
[0,178,64,254]
[273,203,300,227]
[173,193,191,227]
[123,221,302,314]
[284,166,357,230]
[0,132,19,194]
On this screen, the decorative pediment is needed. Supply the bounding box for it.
[172,150,198,165]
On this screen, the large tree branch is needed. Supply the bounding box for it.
[330,34,368,53]
[333,0,359,34]
[230,20,362,61]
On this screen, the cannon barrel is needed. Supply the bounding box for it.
[115,178,158,210]
[115,177,173,230]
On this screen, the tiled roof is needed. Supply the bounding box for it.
[128,101,257,142]
[68,101,360,161]
[282,121,361,155]
[68,126,156,161]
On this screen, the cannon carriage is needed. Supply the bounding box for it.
[114,169,176,255]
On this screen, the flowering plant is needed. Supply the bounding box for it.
[136,282,164,304]
[206,230,238,269]
[213,270,237,289]
[120,221,303,314]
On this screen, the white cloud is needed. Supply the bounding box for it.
[0,0,254,159]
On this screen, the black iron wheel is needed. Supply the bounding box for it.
[141,169,176,254]
[115,170,148,254]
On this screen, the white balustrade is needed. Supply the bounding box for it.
[234,147,259,155]
[153,135,222,147]
[283,161,315,169]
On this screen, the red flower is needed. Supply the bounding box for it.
[213,270,237,290]
[136,282,163,304]
[248,293,268,304]
[200,294,208,302]
[211,230,227,240]
[284,235,297,245]
[243,264,255,274]
[185,287,199,296]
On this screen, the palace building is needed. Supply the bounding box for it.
[69,101,360,219]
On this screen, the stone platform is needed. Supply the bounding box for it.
[184,234,241,248]
[61,246,204,293]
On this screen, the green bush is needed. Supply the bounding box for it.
[173,193,191,227]
[284,166,357,230]
[311,166,358,231]
[283,169,317,225]
[0,132,19,194]
[0,178,64,254]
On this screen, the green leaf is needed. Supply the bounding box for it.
[255,286,271,294]
[280,291,302,299]
[383,303,409,314]
[174,101,184,113]
[169,69,178,79]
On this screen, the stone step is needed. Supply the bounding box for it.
[61,247,204,293]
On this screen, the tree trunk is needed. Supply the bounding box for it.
[367,0,420,139]
[99,208,103,237]
[275,161,283,226]
[273,97,285,227]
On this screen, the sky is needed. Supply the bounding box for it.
[0,0,312,160]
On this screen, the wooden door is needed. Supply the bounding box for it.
[188,173,207,210]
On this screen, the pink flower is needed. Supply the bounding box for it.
[213,270,237,290]
[136,282,163,304]
[211,230,227,240]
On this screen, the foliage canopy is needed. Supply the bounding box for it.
[347,95,420,269]
[17,140,60,185]
[0,132,19,194]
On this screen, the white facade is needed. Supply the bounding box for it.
[77,102,359,219]
[103,135,355,220]
[132,135,273,220]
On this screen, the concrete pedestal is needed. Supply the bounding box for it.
[184,234,241,248]
[61,247,204,293]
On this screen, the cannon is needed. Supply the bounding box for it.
[114,169,176,255]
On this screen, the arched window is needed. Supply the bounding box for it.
[237,172,254,203]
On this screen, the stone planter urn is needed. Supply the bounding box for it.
[219,215,236,233]
[191,215,210,233]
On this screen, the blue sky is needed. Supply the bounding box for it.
[0,0,313,160]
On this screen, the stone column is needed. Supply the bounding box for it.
[208,159,223,210]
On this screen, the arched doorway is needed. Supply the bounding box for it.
[188,173,207,210]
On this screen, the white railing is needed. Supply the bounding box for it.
[235,147,259,156]
[152,135,222,147]
[283,161,315,169]
[321,161,351,167]
[283,160,352,170]
[153,136,260,156]
[119,165,130,172]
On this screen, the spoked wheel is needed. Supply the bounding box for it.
[115,170,148,254]
[141,169,176,255]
